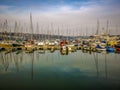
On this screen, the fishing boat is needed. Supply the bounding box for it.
[25,49,34,53]
[5,48,12,54]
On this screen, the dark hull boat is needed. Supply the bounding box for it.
[115,44,120,53]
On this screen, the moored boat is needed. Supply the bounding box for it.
[96,44,106,52]
[115,44,120,52]
[106,46,115,52]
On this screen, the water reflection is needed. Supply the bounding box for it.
[30,53,34,80]
[93,53,99,77]
[0,52,10,72]
[93,52,108,79]
[0,50,120,89]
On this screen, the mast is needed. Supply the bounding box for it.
[0,23,2,39]
[46,25,49,40]
[105,53,108,79]
[96,20,99,35]
[3,20,8,42]
[67,25,68,41]
[30,13,33,41]
[40,25,43,41]
[51,23,53,40]
[36,22,39,40]
[106,20,109,35]
[58,26,59,39]
[94,53,99,77]
[14,21,17,41]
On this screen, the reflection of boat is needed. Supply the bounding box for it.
[38,50,45,54]
[82,49,92,54]
[105,53,108,79]
[30,53,34,80]
[82,45,93,51]
[16,50,22,54]
[1,52,10,71]
[25,49,34,53]
[93,53,99,77]
[5,49,12,54]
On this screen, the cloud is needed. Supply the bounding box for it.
[0,5,9,10]
[0,5,15,11]
[0,0,120,35]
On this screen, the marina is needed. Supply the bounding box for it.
[0,13,120,90]
[0,0,120,90]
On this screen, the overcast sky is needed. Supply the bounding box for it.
[0,0,120,36]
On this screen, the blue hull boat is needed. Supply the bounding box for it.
[106,46,115,52]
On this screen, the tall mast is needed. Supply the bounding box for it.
[30,13,33,40]
[51,23,53,40]
[41,26,43,41]
[36,22,39,40]
[67,25,68,41]
[14,21,17,41]
[3,20,8,41]
[106,20,109,35]
[96,20,99,35]
[47,25,49,40]
[58,26,59,39]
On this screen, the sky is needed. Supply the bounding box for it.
[0,0,120,36]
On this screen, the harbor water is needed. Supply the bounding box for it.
[0,50,120,90]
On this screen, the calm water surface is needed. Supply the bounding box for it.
[0,50,120,90]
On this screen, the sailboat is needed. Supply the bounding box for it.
[25,13,35,53]
[0,20,13,51]
[12,21,23,50]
